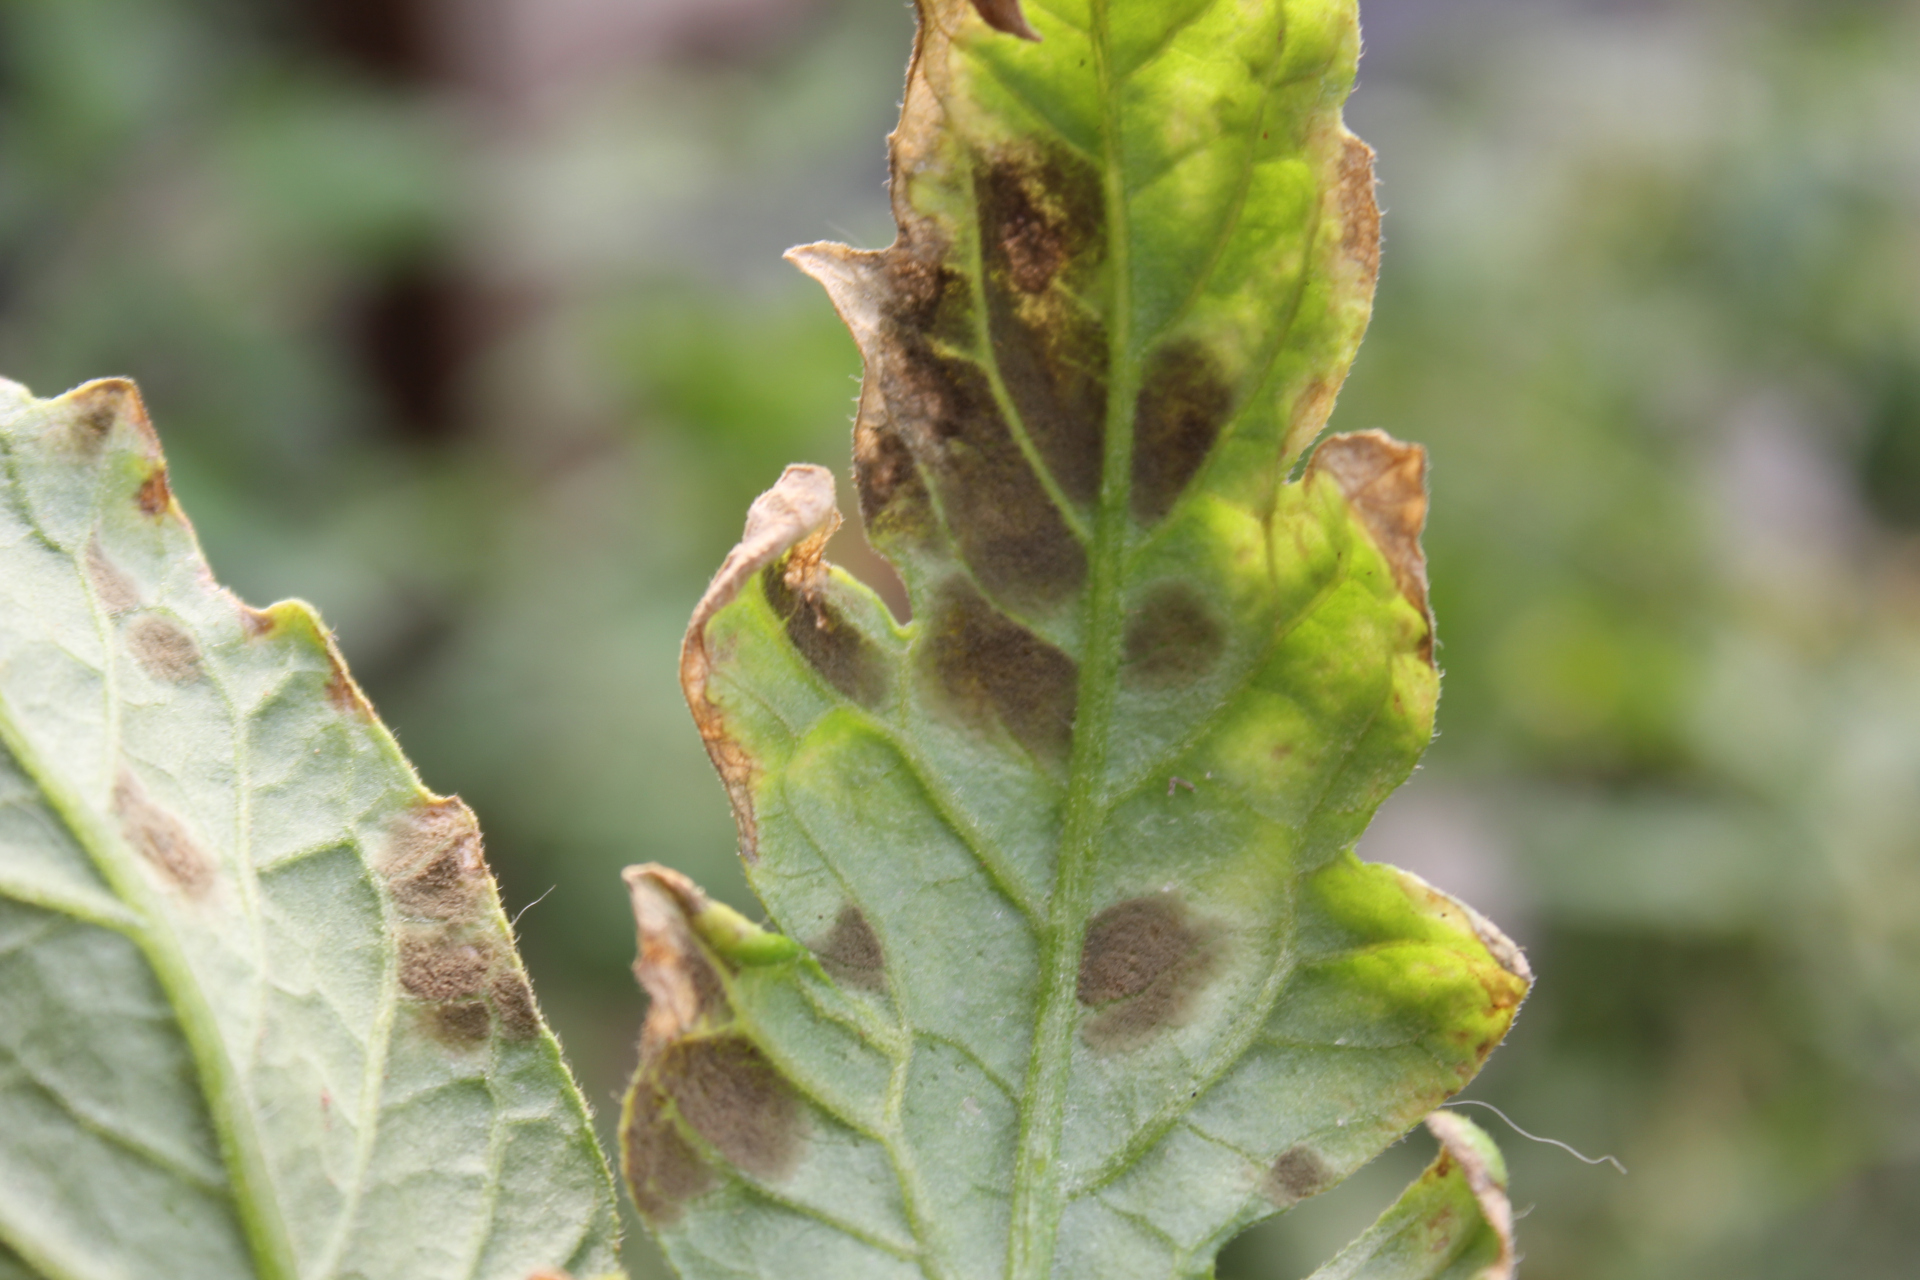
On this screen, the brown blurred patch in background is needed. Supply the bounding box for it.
[4,1,1917,1276]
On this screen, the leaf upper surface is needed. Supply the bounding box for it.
[625,2,1529,1278]
[0,377,623,1280]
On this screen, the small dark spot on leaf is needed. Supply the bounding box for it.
[1132,338,1233,523]
[622,1086,715,1223]
[85,538,139,614]
[812,904,886,992]
[1123,581,1225,688]
[927,579,1078,766]
[126,614,201,684]
[113,773,214,894]
[764,557,888,707]
[1079,894,1219,1051]
[399,935,493,1002]
[1266,1144,1335,1206]
[135,466,172,517]
[427,1000,492,1046]
[491,968,541,1039]
[657,1036,805,1181]
[384,799,490,920]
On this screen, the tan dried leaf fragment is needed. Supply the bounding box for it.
[1425,1110,1518,1280]
[680,465,840,859]
[1308,430,1434,660]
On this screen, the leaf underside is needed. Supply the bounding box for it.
[0,377,622,1280]
[624,2,1529,1280]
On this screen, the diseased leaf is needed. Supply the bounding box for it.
[1305,1113,1516,1280]
[0,377,623,1279]
[623,1,1530,1277]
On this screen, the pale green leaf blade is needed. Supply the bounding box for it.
[1305,1113,1517,1280]
[624,2,1531,1279]
[0,377,623,1280]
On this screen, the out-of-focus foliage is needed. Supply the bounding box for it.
[3,1,1916,1278]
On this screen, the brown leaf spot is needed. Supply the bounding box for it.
[927,579,1078,766]
[978,151,1108,509]
[980,153,1100,298]
[490,967,542,1039]
[85,538,140,614]
[126,614,201,684]
[1265,1144,1335,1207]
[240,605,278,638]
[383,799,490,921]
[1131,338,1234,524]
[113,774,213,894]
[1078,895,1200,1003]
[827,235,1086,607]
[1306,430,1432,662]
[763,553,888,707]
[135,466,172,518]
[1079,894,1219,1051]
[812,904,886,993]
[398,935,494,1002]
[426,1000,492,1046]
[320,643,373,717]
[658,1037,805,1182]
[56,380,138,456]
[969,0,1040,41]
[1335,134,1382,288]
[622,1087,715,1223]
[1122,581,1225,688]
[904,342,1086,605]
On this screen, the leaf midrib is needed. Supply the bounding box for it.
[1002,0,1136,1274]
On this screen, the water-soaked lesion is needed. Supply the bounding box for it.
[926,577,1079,767]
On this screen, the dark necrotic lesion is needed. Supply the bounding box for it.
[763,559,889,707]
[1131,337,1234,524]
[656,1036,805,1181]
[869,217,1088,608]
[976,149,1109,511]
[926,577,1079,766]
[812,903,887,993]
[1123,580,1226,688]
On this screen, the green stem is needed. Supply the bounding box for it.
[1005,1,1134,1273]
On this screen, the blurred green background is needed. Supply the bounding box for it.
[3,0,1917,1275]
